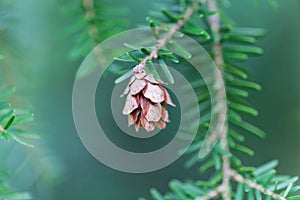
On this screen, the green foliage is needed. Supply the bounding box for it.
[63,0,128,60]
[0,55,36,198]
[0,5,37,191]
[111,0,213,85]
[111,0,300,199]
[141,162,300,200]
[0,86,36,147]
[0,171,32,200]
[0,87,35,198]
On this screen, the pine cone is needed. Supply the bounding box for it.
[121,64,176,132]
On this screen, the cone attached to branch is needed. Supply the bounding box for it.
[121,64,175,132]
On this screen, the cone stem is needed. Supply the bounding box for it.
[136,0,208,70]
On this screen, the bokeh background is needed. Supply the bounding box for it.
[0,0,299,199]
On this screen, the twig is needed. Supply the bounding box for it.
[82,0,106,66]
[199,2,285,199]
[196,185,223,200]
[230,170,287,200]
[82,0,97,41]
[136,0,207,70]
[206,0,231,199]
[195,1,231,199]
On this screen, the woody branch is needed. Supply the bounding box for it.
[136,0,207,70]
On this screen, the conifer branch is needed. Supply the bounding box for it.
[196,185,223,200]
[137,0,207,70]
[206,1,231,199]
[197,170,288,200]
[82,0,98,41]
[230,170,287,200]
[196,1,291,197]
[113,0,300,199]
[82,0,106,66]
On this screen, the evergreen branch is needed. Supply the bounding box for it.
[195,1,292,200]
[196,185,223,200]
[136,0,207,70]
[230,170,286,200]
[197,170,288,200]
[206,1,231,199]
[122,1,300,200]
[0,86,36,147]
[82,0,106,66]
[65,0,127,60]
[82,0,98,41]
[139,1,300,200]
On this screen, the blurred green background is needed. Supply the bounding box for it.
[0,0,299,199]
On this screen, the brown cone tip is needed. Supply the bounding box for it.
[121,65,175,132]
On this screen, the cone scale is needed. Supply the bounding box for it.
[121,64,175,132]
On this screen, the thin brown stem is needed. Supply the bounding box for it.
[82,0,106,66]
[207,0,231,199]
[82,0,98,42]
[137,0,207,69]
[196,185,223,200]
[230,170,287,200]
[188,1,287,200]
